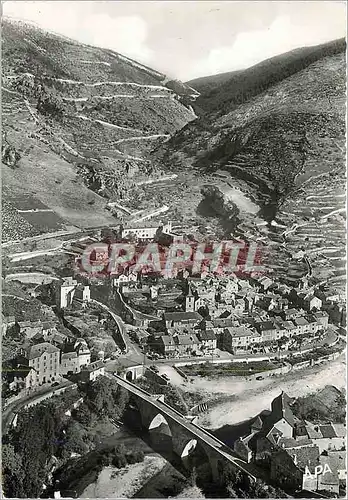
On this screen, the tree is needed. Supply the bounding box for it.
[82,377,129,421]
[10,402,63,497]
[64,421,89,456]
[73,401,95,426]
[2,444,25,498]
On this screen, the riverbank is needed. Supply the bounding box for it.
[80,455,167,498]
[195,354,346,428]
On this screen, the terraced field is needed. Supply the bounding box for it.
[268,168,346,289]
[1,18,197,242]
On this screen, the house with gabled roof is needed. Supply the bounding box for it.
[197,329,217,352]
[163,311,202,329]
[17,342,60,385]
[304,421,346,453]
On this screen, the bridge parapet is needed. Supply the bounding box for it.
[112,374,257,486]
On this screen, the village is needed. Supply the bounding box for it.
[2,219,346,497]
[2,217,346,388]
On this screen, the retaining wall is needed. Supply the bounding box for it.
[144,367,168,386]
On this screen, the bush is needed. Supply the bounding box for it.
[126,450,144,464]
[36,85,64,119]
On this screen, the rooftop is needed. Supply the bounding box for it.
[82,360,104,372]
[263,391,295,431]
[294,317,309,326]
[174,334,199,346]
[224,326,255,338]
[285,308,300,316]
[27,342,60,359]
[199,329,216,341]
[164,311,202,322]
[282,321,297,330]
[258,321,276,331]
[319,424,338,439]
[287,445,320,473]
[158,335,175,346]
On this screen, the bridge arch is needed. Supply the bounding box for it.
[148,413,172,434]
[179,438,213,482]
[124,365,143,382]
[181,439,198,459]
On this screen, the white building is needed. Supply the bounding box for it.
[59,277,77,309]
[122,221,172,240]
[80,360,105,382]
[22,343,60,385]
[60,339,91,375]
[113,271,138,287]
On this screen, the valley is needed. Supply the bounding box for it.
[2,20,345,294]
[1,12,346,500]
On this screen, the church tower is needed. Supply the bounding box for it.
[185,286,195,312]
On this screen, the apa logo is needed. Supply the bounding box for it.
[304,464,332,479]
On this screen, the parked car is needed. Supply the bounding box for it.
[150,365,159,373]
[161,374,170,381]
[51,382,59,387]
[256,376,264,381]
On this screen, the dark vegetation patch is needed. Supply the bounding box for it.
[290,385,346,424]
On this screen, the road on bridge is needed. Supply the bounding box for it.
[108,372,257,480]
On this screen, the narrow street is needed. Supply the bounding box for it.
[2,379,75,434]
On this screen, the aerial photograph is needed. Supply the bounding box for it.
[1,1,346,498]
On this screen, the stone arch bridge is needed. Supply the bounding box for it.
[109,374,257,484]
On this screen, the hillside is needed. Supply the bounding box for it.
[155,42,346,204]
[186,69,243,103]
[153,40,346,287]
[2,21,345,289]
[187,39,346,116]
[1,18,198,242]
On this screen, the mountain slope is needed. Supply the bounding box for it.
[153,41,346,287]
[155,42,346,205]
[1,18,198,241]
[187,38,346,116]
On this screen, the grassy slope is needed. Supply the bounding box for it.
[1,18,195,241]
[186,69,243,97]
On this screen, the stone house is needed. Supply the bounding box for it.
[18,342,60,385]
[255,321,278,341]
[173,334,200,356]
[305,422,346,454]
[151,335,176,357]
[58,277,77,309]
[197,329,217,352]
[293,317,311,335]
[312,311,329,330]
[5,365,37,391]
[281,308,304,321]
[80,360,105,382]
[163,311,202,330]
[222,326,257,352]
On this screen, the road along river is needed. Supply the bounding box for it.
[194,354,346,429]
